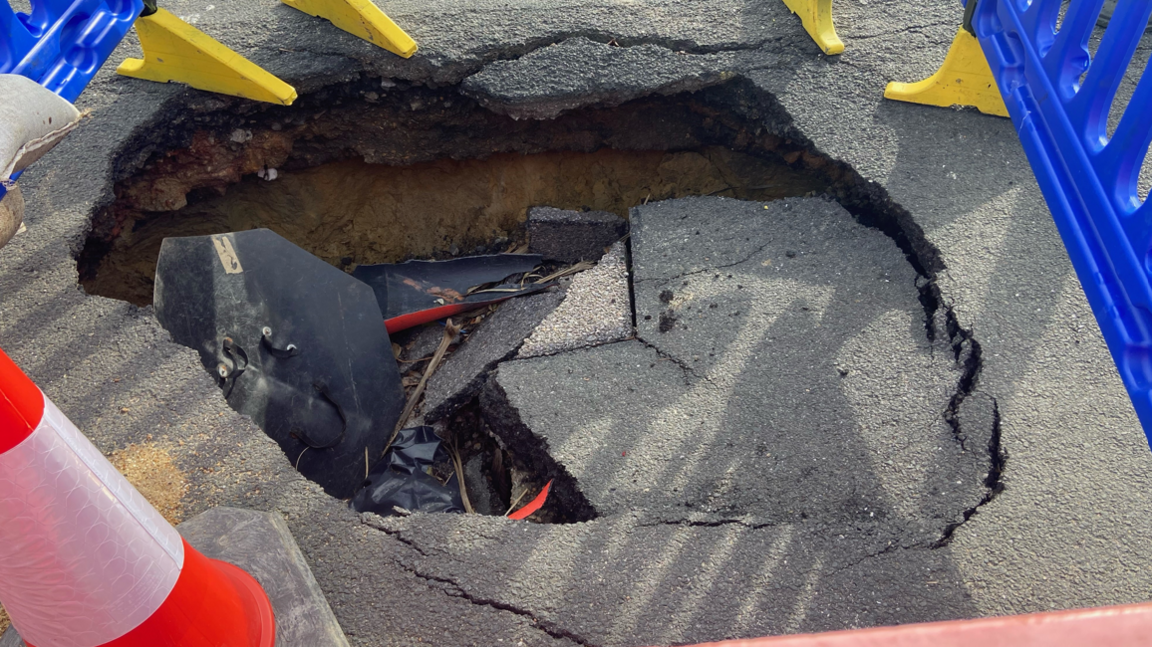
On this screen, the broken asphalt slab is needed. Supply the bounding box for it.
[519,241,633,358]
[1,0,1151,645]
[422,287,567,423]
[527,206,627,264]
[487,197,989,543]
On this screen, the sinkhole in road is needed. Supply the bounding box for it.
[75,77,992,524]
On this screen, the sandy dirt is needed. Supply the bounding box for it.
[83,146,827,305]
[109,442,189,526]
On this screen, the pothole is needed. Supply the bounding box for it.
[77,78,993,532]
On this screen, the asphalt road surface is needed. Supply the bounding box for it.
[1,1,1151,646]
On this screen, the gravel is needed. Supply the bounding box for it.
[518,241,632,357]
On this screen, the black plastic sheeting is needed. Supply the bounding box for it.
[153,229,404,499]
[353,254,548,332]
[352,426,464,515]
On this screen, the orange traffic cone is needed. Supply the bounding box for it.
[0,348,275,647]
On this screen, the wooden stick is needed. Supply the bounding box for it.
[386,319,461,452]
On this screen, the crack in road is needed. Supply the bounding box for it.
[465,31,795,72]
[631,235,781,287]
[932,398,1006,548]
[632,335,707,384]
[361,516,596,647]
[636,517,783,530]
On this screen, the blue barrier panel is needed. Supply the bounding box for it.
[1,0,141,200]
[0,0,141,101]
[970,0,1152,439]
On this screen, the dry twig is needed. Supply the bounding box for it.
[447,440,474,513]
[534,261,593,285]
[386,319,462,452]
[505,488,530,517]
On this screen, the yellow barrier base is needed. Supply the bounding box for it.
[281,0,417,58]
[884,27,1008,117]
[781,0,843,56]
[117,9,297,106]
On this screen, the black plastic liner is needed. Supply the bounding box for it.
[353,254,547,333]
[352,426,464,515]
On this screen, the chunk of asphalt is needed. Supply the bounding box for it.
[519,241,632,358]
[485,196,991,543]
[463,454,503,516]
[480,376,598,522]
[421,287,567,423]
[395,322,448,364]
[527,206,627,264]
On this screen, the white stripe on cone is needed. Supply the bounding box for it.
[0,392,184,647]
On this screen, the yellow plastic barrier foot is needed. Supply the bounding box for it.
[780,0,843,55]
[117,9,297,106]
[281,0,417,58]
[884,27,1008,117]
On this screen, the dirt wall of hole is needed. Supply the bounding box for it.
[86,147,826,306]
[80,80,855,306]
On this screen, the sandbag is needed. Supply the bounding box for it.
[0,75,81,181]
[0,184,22,249]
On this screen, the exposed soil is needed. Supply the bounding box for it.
[77,80,846,306]
[83,147,825,305]
[109,442,189,525]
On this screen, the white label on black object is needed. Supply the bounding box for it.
[213,235,243,274]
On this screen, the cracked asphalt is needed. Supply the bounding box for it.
[3,1,1152,646]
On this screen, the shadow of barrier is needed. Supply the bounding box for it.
[887,0,1152,443]
[672,602,1152,646]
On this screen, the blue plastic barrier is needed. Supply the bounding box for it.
[1,0,141,200]
[1,0,141,101]
[970,0,1152,439]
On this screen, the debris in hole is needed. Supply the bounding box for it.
[435,401,517,516]
[508,479,553,520]
[658,310,677,333]
[520,242,633,357]
[352,254,551,333]
[480,377,598,523]
[422,288,567,423]
[394,323,452,365]
[392,320,461,437]
[445,438,474,513]
[527,206,628,263]
[256,167,279,181]
[153,228,404,499]
[463,454,503,515]
[352,426,464,516]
